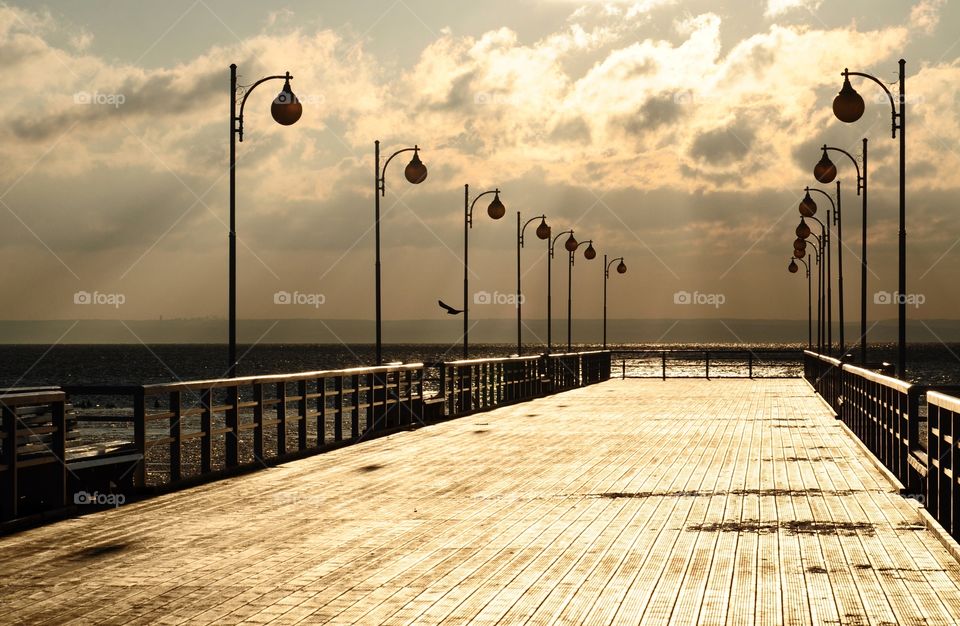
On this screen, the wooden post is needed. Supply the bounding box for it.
[52,397,66,510]
[366,372,375,432]
[317,378,326,445]
[297,380,307,450]
[251,384,263,463]
[351,374,360,438]
[133,388,147,488]
[1,402,17,518]
[276,382,287,456]
[226,386,239,467]
[334,376,344,442]
[170,391,182,483]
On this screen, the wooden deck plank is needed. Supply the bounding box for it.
[3,380,960,625]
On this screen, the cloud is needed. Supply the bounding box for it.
[689,119,755,165]
[910,0,946,34]
[764,0,823,19]
[2,3,960,321]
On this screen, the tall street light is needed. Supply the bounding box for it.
[788,257,812,349]
[548,230,578,353]
[603,255,627,349]
[815,142,867,363]
[374,142,427,365]
[567,239,597,352]
[801,212,830,353]
[832,61,906,375]
[229,64,302,377]
[463,185,506,358]
[517,212,551,354]
[796,221,823,352]
[801,185,843,354]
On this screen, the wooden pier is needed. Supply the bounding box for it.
[4,378,960,624]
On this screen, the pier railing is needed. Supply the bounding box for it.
[2,351,610,524]
[64,363,426,490]
[613,349,802,379]
[0,390,68,520]
[803,351,960,545]
[436,350,610,417]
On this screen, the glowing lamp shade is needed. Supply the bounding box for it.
[536,218,551,240]
[271,77,302,126]
[796,220,811,239]
[799,191,817,218]
[616,260,627,274]
[564,233,578,252]
[487,192,505,220]
[833,73,865,123]
[788,260,799,274]
[814,151,837,184]
[584,242,596,260]
[404,148,428,184]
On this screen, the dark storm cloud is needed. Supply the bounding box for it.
[689,120,755,164]
[10,67,224,142]
[616,92,684,137]
[549,117,591,143]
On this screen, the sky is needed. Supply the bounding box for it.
[2,0,959,328]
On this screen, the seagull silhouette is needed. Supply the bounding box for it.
[438,300,463,315]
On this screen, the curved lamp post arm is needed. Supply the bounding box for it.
[570,239,593,267]
[805,186,836,213]
[605,256,624,278]
[467,189,500,227]
[796,256,810,277]
[823,145,863,195]
[807,215,827,243]
[550,230,574,258]
[378,146,420,195]
[844,68,901,138]
[519,214,547,247]
[236,72,292,142]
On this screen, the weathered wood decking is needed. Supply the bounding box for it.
[4,379,960,625]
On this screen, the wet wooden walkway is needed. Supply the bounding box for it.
[4,379,960,625]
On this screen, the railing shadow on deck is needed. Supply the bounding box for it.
[0,351,611,528]
[804,350,960,545]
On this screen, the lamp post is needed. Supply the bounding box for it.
[832,61,906,375]
[567,239,597,352]
[517,213,551,354]
[548,230,578,353]
[603,255,627,349]
[815,142,866,363]
[373,142,427,365]
[463,185,506,359]
[801,186,842,354]
[808,215,830,353]
[788,257,812,349]
[796,221,824,352]
[229,64,302,377]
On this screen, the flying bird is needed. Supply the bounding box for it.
[438,300,463,315]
